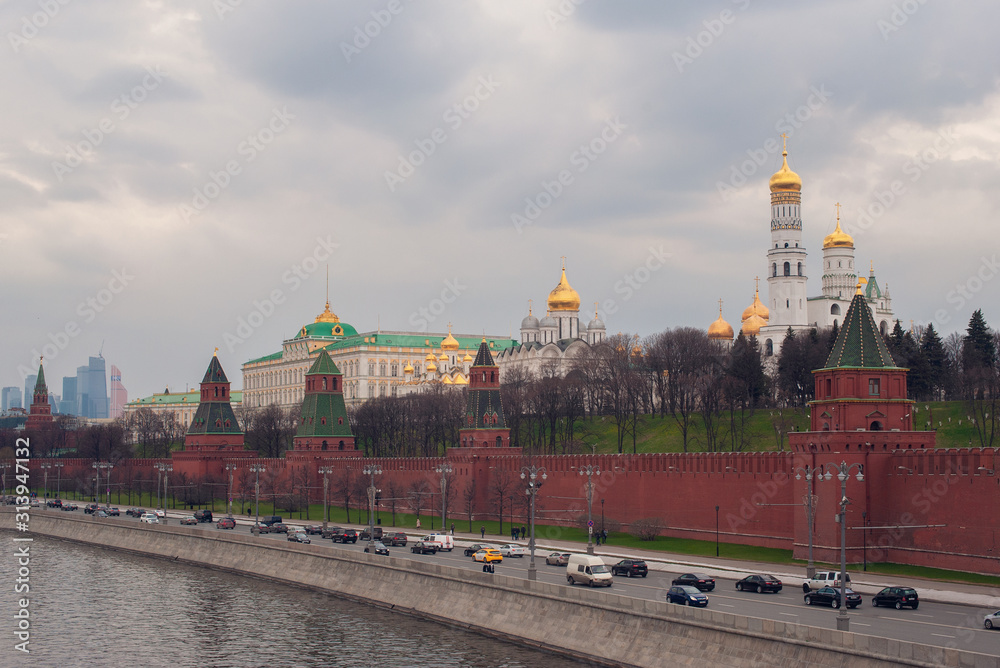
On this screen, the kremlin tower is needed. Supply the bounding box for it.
[184,353,244,450]
[290,348,357,457]
[458,339,512,450]
[25,360,53,431]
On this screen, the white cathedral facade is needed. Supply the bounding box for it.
[712,141,894,356]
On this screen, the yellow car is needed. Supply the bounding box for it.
[474,548,503,564]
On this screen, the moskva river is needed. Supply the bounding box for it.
[1,535,583,667]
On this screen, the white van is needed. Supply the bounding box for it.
[139,512,159,524]
[422,534,454,551]
[566,554,612,587]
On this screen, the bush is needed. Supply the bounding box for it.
[628,517,664,541]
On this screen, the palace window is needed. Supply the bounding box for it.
[869,378,880,396]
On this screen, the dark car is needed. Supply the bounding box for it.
[805,586,862,609]
[126,507,144,517]
[84,503,100,514]
[61,503,78,511]
[194,509,213,523]
[383,532,408,546]
[269,522,289,534]
[672,573,715,592]
[46,499,63,508]
[216,517,236,530]
[304,525,324,535]
[667,585,708,607]
[321,526,343,539]
[411,541,438,555]
[736,574,783,593]
[364,541,390,555]
[251,521,270,533]
[871,586,919,610]
[104,507,120,516]
[611,559,648,578]
[261,515,282,526]
[331,528,359,543]
[287,532,311,543]
[94,510,109,518]
[463,543,496,557]
[359,527,383,541]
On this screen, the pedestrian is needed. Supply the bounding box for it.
[416,518,421,530]
[480,525,485,538]
[602,528,608,544]
[521,525,526,540]
[450,522,455,536]
[511,526,517,541]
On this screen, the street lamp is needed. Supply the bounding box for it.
[601,498,605,534]
[794,464,821,578]
[714,505,720,556]
[363,464,382,542]
[520,465,547,581]
[54,462,64,500]
[0,462,10,496]
[435,463,453,534]
[862,511,868,572]
[577,465,600,555]
[154,463,172,511]
[40,463,51,501]
[92,462,113,506]
[820,460,864,632]
[249,464,266,532]
[224,463,237,518]
[318,466,333,530]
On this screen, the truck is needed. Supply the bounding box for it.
[421,533,454,551]
[802,571,852,592]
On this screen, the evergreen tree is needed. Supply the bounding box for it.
[827,320,839,355]
[920,323,950,399]
[962,309,996,371]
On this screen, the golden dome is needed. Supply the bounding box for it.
[441,324,460,350]
[707,301,734,341]
[403,363,414,374]
[741,313,766,337]
[314,300,340,323]
[425,353,436,362]
[462,353,473,363]
[426,361,437,372]
[741,283,769,322]
[438,353,448,361]
[769,150,801,193]
[823,211,854,249]
[547,266,581,312]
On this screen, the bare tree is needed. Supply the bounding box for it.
[489,467,516,536]
[335,469,356,523]
[461,478,477,533]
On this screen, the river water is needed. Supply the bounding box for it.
[1,535,583,667]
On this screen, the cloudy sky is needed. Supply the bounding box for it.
[3,0,998,400]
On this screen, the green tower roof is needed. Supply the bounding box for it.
[824,290,898,369]
[305,349,342,376]
[34,362,47,395]
[202,355,230,383]
[472,339,496,367]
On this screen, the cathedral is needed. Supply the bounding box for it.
[711,140,894,356]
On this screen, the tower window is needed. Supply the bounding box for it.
[797,262,802,276]
[783,262,790,276]
[786,299,789,308]
[772,263,777,277]
[831,304,840,315]
[784,242,789,248]
[869,378,880,396]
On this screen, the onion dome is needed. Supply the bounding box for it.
[521,303,540,330]
[741,313,766,337]
[403,363,414,374]
[539,311,557,328]
[707,301,734,341]
[769,149,801,192]
[441,324,460,351]
[587,305,605,331]
[438,353,448,362]
[462,353,473,363]
[547,265,581,312]
[425,352,436,362]
[823,214,854,249]
[426,360,437,373]
[741,285,769,322]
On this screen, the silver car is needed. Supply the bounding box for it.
[985,611,1000,629]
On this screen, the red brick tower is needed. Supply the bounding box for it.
[289,349,358,459]
[457,339,512,450]
[25,360,53,430]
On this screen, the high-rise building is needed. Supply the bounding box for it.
[24,375,36,412]
[109,364,127,419]
[60,376,77,415]
[1,387,21,411]
[74,357,109,418]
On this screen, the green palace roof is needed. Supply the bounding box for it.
[823,290,898,370]
[294,320,359,340]
[128,390,243,406]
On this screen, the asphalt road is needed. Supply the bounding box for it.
[53,507,1000,656]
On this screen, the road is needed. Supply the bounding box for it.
[55,507,1000,656]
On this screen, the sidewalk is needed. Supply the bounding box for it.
[195,510,1000,609]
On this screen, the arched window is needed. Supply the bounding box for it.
[797,262,802,276]
[783,262,790,276]
[765,339,773,356]
[870,421,883,431]
[772,263,777,277]
[822,422,830,431]
[322,377,327,390]
[831,304,840,315]
[339,441,345,450]
[321,441,327,450]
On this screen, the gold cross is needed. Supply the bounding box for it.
[718,297,724,315]
[780,133,788,152]
[561,256,566,269]
[834,202,841,222]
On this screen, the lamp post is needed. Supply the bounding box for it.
[363,464,382,542]
[578,465,600,555]
[520,465,547,581]
[715,505,720,557]
[820,460,864,632]
[154,463,172,511]
[40,463,51,502]
[249,464,266,532]
[318,466,333,530]
[54,462,64,500]
[794,464,821,578]
[435,463,452,533]
[601,498,605,534]
[0,462,10,496]
[224,463,237,518]
[92,462,113,506]
[862,511,868,572]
